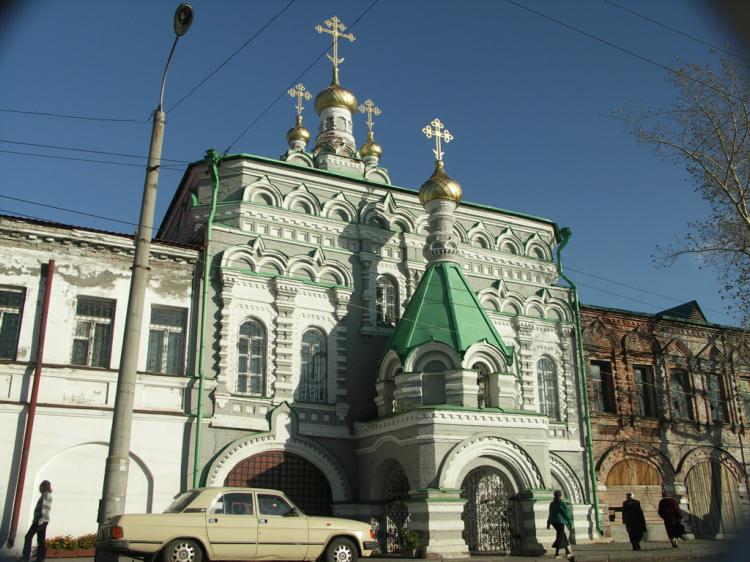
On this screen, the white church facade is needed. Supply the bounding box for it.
[1,16,600,557]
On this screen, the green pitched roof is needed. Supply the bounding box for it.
[385,261,513,364]
[656,300,707,323]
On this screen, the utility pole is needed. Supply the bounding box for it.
[97,2,193,531]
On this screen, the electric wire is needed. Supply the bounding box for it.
[504,0,747,103]
[222,0,381,155]
[0,149,184,172]
[166,0,297,114]
[602,0,750,65]
[0,210,746,407]
[0,195,739,324]
[0,108,143,123]
[0,138,193,165]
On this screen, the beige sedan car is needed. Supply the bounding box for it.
[96,487,378,562]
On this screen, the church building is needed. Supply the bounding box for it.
[2,15,604,557]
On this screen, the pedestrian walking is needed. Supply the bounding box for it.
[547,490,574,560]
[22,480,52,561]
[621,492,646,551]
[657,490,684,548]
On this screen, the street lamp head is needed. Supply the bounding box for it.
[174,3,194,36]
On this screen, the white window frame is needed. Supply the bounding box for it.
[146,306,187,375]
[71,297,115,368]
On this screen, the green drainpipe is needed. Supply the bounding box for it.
[192,148,222,488]
[556,226,603,536]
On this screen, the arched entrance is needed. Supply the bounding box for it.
[225,450,332,515]
[686,461,742,538]
[460,467,518,554]
[604,458,662,525]
[383,468,410,553]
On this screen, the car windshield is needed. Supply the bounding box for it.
[163,491,200,513]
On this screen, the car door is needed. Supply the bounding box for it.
[205,492,258,559]
[255,493,309,559]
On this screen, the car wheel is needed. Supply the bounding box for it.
[325,537,357,562]
[163,539,203,562]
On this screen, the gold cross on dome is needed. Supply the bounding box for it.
[358,99,381,133]
[422,118,453,161]
[315,15,355,74]
[287,83,312,117]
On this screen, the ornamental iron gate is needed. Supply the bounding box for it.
[384,468,410,553]
[461,467,518,554]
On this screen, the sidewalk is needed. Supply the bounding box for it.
[0,540,730,562]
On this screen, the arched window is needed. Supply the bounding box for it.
[238,320,265,396]
[299,329,326,403]
[376,276,398,327]
[537,357,560,419]
[474,362,491,408]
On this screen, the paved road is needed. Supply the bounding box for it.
[0,539,731,562]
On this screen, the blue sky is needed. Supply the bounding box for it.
[0,0,744,325]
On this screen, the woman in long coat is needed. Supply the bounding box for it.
[547,490,574,559]
[657,492,684,548]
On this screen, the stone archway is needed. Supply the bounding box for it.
[226,450,332,516]
[460,466,518,555]
[685,460,743,538]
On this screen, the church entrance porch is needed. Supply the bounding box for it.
[461,467,519,555]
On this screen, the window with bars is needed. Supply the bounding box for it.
[0,286,25,360]
[670,369,694,420]
[71,297,115,368]
[706,373,729,424]
[633,365,658,418]
[376,276,398,327]
[590,360,616,413]
[537,357,560,419]
[474,362,491,409]
[146,306,186,375]
[237,319,266,396]
[299,329,326,403]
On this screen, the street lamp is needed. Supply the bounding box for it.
[97,1,193,531]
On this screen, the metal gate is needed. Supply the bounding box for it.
[461,467,518,554]
[384,468,410,553]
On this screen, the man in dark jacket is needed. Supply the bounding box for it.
[622,492,646,551]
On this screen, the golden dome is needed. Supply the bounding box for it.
[287,116,310,144]
[419,160,462,206]
[315,69,357,114]
[359,131,382,158]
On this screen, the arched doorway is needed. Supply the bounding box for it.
[383,468,410,553]
[604,458,662,526]
[686,461,742,538]
[460,467,518,554]
[225,450,332,515]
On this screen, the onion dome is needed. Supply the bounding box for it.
[359,131,382,158]
[286,115,310,144]
[419,160,462,206]
[315,68,357,114]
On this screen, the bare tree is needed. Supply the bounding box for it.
[618,58,750,324]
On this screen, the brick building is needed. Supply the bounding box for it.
[581,302,750,540]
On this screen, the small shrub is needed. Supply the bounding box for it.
[45,533,96,550]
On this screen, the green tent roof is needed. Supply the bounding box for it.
[385,261,513,364]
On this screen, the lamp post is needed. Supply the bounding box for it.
[97,2,193,530]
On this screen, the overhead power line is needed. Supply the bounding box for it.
[0,149,184,171]
[0,138,192,164]
[504,0,746,103]
[222,0,381,154]
[0,192,738,323]
[167,0,297,114]
[603,0,750,64]
[0,108,144,124]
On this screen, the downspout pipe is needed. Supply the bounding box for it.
[555,228,603,536]
[7,260,54,547]
[192,149,222,488]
